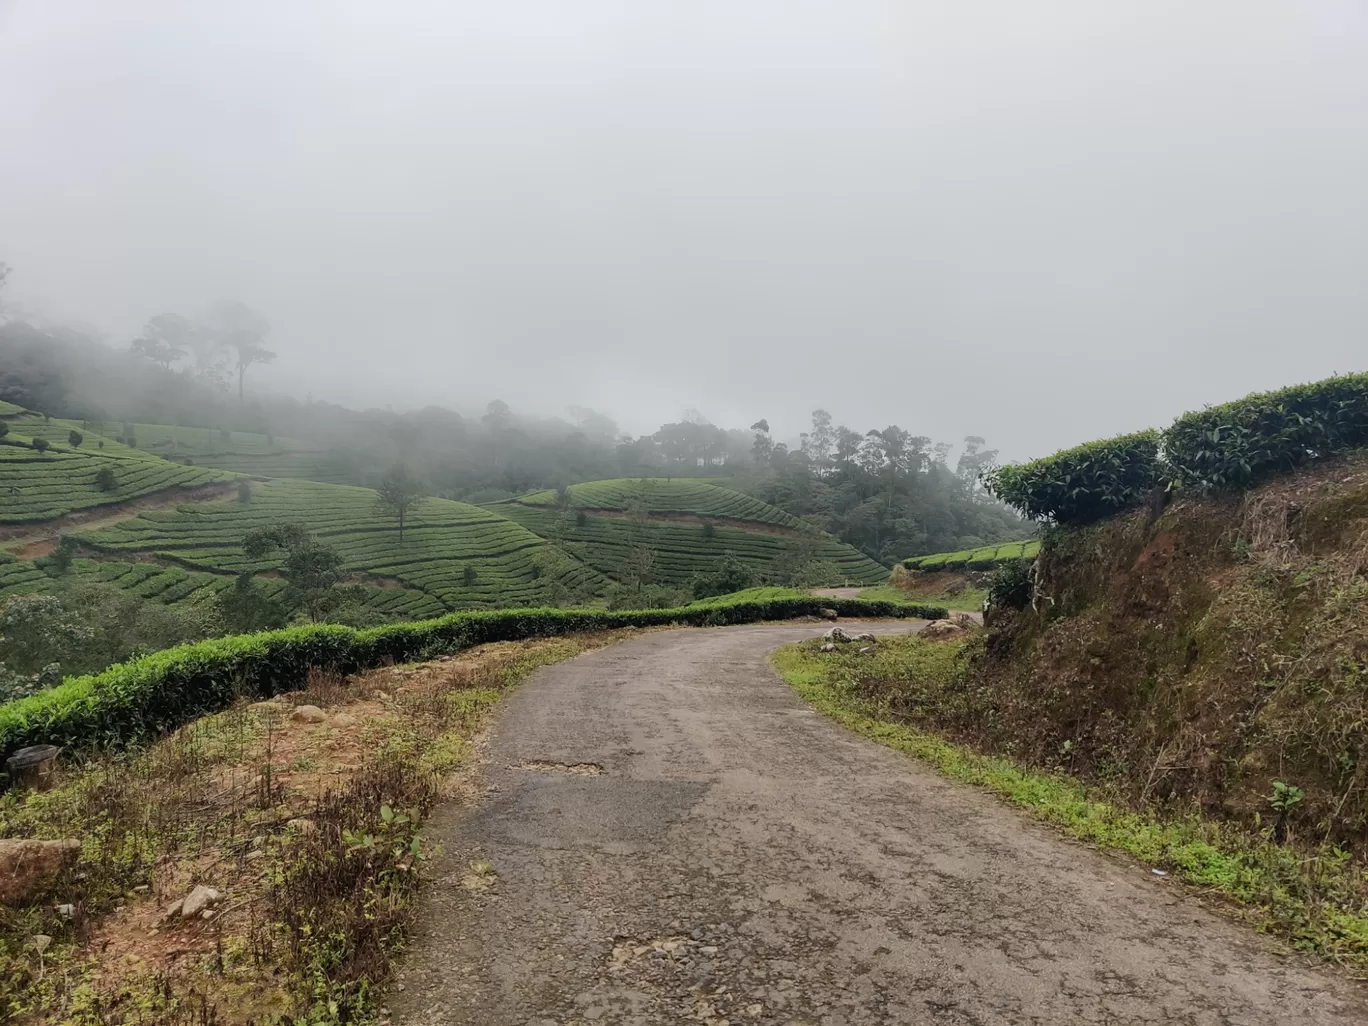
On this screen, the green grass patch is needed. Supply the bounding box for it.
[772,637,1368,971]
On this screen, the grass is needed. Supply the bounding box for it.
[858,584,986,611]
[772,635,1368,974]
[0,632,628,1024]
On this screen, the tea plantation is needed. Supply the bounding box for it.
[492,480,888,586]
[518,478,804,527]
[903,538,1041,572]
[71,478,607,611]
[0,411,236,524]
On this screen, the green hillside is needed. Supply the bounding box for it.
[0,409,236,524]
[492,479,889,587]
[128,423,358,484]
[71,478,607,612]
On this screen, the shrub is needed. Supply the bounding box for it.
[984,430,1161,526]
[68,430,83,448]
[31,437,49,453]
[987,558,1033,610]
[1163,373,1368,492]
[0,593,949,769]
[238,479,253,504]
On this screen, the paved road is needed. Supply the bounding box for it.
[394,623,1368,1025]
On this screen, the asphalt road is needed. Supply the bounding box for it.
[394,623,1368,1025]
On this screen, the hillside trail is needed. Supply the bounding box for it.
[0,481,239,555]
[393,623,1368,1026]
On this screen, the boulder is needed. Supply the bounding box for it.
[330,712,360,728]
[822,627,850,643]
[180,884,222,919]
[818,608,839,621]
[0,838,81,905]
[818,643,836,653]
[290,704,326,724]
[920,620,968,641]
[852,632,877,643]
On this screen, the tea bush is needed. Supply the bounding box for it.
[984,430,1162,526]
[1163,373,1368,492]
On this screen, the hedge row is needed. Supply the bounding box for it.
[986,373,1368,525]
[1164,372,1368,491]
[904,539,1041,573]
[984,431,1162,526]
[0,593,946,771]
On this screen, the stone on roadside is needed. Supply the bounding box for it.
[920,619,969,641]
[818,608,839,621]
[331,712,359,728]
[819,643,836,653]
[0,838,81,905]
[290,704,326,724]
[852,632,877,643]
[180,884,222,918]
[822,626,850,643]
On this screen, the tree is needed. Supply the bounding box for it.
[94,466,117,491]
[242,523,347,622]
[216,572,286,634]
[209,300,275,406]
[129,313,198,370]
[0,593,93,700]
[32,437,49,453]
[68,430,83,448]
[373,463,425,542]
[750,419,773,466]
[0,422,9,440]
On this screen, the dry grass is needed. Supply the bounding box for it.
[0,631,630,1025]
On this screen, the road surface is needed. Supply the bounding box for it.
[394,623,1368,1025]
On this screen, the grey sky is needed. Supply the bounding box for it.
[1,1,1364,460]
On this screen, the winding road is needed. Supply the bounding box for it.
[394,623,1368,1025]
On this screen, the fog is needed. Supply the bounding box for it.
[1,1,1365,459]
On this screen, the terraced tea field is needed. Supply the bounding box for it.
[904,538,1040,572]
[73,478,607,610]
[493,480,888,586]
[518,479,804,527]
[0,412,236,525]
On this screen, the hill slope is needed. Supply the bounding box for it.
[0,408,235,525]
[71,478,607,613]
[491,478,889,587]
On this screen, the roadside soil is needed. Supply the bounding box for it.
[393,622,1368,1026]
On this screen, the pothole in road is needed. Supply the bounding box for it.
[516,760,604,776]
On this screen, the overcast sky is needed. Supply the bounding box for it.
[1,1,1365,459]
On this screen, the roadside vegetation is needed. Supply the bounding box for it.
[0,633,628,1024]
[773,634,1368,973]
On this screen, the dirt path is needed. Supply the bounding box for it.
[393,623,1368,1025]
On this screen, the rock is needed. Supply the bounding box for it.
[852,632,877,643]
[818,643,836,653]
[950,613,981,630]
[330,712,359,728]
[822,626,850,643]
[163,899,184,919]
[0,838,81,905]
[290,704,326,724]
[818,608,839,621]
[920,619,969,641]
[55,903,74,919]
[857,646,874,655]
[286,818,316,834]
[248,700,283,714]
[180,884,221,919]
